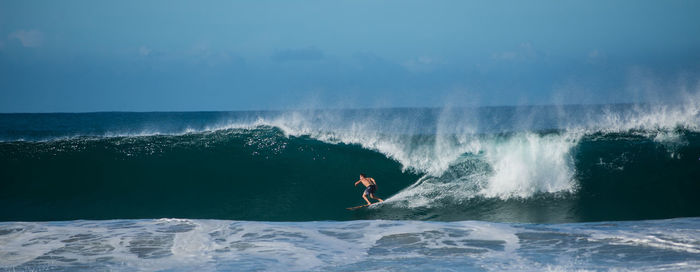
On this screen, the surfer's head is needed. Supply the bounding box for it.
[360,173,366,178]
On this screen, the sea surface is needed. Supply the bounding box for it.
[1,103,699,271]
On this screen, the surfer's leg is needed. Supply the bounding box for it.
[362,194,371,205]
[370,194,384,202]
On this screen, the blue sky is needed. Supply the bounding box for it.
[1,0,699,112]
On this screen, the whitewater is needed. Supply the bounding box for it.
[1,100,699,271]
[1,218,699,271]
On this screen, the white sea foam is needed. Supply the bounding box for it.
[479,133,579,198]
[0,218,698,271]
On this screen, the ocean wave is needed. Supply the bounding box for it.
[1,103,699,222]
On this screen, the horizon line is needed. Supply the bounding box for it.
[0,102,645,115]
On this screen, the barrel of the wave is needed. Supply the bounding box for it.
[0,124,418,221]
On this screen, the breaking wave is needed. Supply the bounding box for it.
[1,101,699,222]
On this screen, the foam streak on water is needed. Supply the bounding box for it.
[0,218,698,272]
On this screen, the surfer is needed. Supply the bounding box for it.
[354,173,384,205]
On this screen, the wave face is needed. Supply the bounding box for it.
[1,103,699,222]
[1,218,699,271]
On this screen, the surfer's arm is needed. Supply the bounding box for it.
[354,180,361,186]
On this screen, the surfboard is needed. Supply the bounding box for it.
[346,204,371,210]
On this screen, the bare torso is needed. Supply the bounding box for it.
[359,177,376,187]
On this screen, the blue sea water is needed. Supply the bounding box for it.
[1,103,699,271]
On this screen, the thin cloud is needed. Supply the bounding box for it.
[491,51,517,60]
[139,46,152,56]
[8,29,43,48]
[587,49,606,64]
[491,42,539,61]
[187,42,245,66]
[402,56,444,72]
[271,47,324,62]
